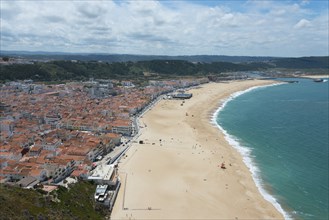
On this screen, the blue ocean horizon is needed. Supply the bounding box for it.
[215,78,329,220]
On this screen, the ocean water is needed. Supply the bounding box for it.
[215,78,329,220]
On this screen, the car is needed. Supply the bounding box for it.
[96,155,103,161]
[97,193,108,202]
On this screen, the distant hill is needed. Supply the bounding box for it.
[0,59,271,82]
[1,50,277,63]
[2,50,328,67]
[1,51,328,82]
[271,56,329,69]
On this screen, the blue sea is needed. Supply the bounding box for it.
[215,78,329,220]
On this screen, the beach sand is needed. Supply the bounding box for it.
[301,74,329,79]
[111,80,284,220]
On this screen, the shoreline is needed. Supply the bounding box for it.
[211,83,290,220]
[111,80,285,219]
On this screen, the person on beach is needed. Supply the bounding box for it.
[221,162,226,169]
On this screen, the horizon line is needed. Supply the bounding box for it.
[1,50,329,58]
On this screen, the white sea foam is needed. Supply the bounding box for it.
[211,83,292,220]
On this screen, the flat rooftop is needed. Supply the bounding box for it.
[88,164,115,180]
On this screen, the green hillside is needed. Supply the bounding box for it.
[0,60,268,82]
[1,56,328,82]
[0,181,107,220]
[272,56,329,69]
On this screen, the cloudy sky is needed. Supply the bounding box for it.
[1,0,328,57]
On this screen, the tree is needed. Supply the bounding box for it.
[2,57,9,61]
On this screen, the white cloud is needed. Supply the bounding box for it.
[0,0,328,56]
[294,19,312,29]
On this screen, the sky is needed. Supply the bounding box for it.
[1,0,328,57]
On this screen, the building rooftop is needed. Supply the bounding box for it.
[88,164,115,181]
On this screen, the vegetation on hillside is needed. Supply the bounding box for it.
[1,56,327,82]
[0,181,107,220]
[271,56,329,69]
[0,60,269,82]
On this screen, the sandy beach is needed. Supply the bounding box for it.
[301,74,329,79]
[111,80,284,220]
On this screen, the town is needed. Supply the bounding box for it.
[0,77,208,210]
